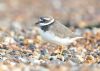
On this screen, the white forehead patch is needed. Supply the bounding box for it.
[39,18,54,26]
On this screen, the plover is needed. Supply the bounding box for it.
[35,16,83,46]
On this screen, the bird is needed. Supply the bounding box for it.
[35,16,83,46]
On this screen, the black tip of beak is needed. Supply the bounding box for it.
[35,21,39,25]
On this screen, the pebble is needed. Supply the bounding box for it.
[0,19,100,71]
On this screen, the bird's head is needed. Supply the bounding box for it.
[35,16,55,31]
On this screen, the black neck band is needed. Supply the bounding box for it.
[40,21,54,32]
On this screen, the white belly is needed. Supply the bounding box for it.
[38,28,73,45]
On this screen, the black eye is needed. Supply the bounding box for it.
[40,19,49,23]
[43,19,48,22]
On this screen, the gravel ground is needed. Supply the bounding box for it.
[0,23,100,71]
[0,0,100,71]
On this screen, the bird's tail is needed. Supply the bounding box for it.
[68,37,84,44]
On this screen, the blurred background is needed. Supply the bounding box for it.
[0,0,100,28]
